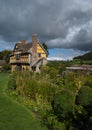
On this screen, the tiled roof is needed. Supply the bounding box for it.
[13,41,48,54]
[14,42,32,52]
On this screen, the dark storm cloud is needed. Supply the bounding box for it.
[0,0,92,51]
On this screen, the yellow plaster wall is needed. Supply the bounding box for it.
[37,43,46,58]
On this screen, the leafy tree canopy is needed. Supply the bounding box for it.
[0,50,12,63]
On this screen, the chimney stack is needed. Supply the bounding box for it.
[21,40,26,44]
[32,34,38,53]
[32,34,38,43]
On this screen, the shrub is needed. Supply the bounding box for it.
[8,72,17,90]
[1,63,11,72]
[76,86,92,106]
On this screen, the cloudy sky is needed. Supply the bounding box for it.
[0,0,92,60]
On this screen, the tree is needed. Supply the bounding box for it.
[0,50,12,63]
[42,43,49,56]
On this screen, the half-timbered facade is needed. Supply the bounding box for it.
[10,34,48,72]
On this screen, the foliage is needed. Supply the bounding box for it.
[53,90,75,120]
[84,76,92,88]
[0,49,12,72]
[42,110,66,130]
[1,63,11,72]
[0,50,12,63]
[7,62,92,130]
[42,43,49,56]
[0,73,47,130]
[8,72,17,90]
[76,86,92,106]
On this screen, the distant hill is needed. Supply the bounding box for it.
[73,51,92,61]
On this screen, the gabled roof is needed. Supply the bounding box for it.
[14,42,32,52]
[13,41,48,54]
[10,33,48,57]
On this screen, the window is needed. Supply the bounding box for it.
[38,53,41,57]
[16,54,20,60]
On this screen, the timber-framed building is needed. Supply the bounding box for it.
[10,34,48,72]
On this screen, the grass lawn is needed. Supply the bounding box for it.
[0,73,47,130]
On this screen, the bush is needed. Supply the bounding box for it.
[1,63,11,72]
[84,76,92,88]
[42,110,66,130]
[8,73,17,90]
[76,86,92,106]
[52,89,76,130]
[7,70,92,130]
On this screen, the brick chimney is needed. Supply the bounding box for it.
[21,40,26,44]
[32,34,38,53]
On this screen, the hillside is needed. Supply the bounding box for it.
[73,51,92,61]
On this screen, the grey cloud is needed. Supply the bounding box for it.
[0,0,92,51]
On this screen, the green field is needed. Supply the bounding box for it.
[0,73,47,130]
